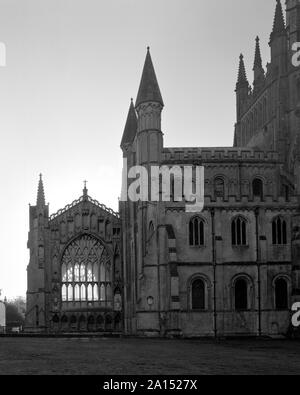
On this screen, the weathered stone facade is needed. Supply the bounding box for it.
[120,0,300,337]
[25,181,122,333]
[26,0,300,336]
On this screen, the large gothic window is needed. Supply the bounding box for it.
[61,235,111,303]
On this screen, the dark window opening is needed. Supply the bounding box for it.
[232,217,247,246]
[272,217,287,245]
[189,217,205,246]
[235,279,248,310]
[253,178,263,199]
[192,279,205,310]
[275,279,288,310]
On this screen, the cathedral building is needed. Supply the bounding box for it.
[26,0,300,336]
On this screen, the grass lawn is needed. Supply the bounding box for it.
[0,337,299,375]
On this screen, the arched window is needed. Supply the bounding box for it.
[189,217,205,246]
[106,315,113,330]
[88,315,95,331]
[253,178,263,199]
[61,235,111,304]
[235,278,248,310]
[191,279,205,310]
[272,217,287,245]
[275,278,288,310]
[79,315,86,331]
[61,315,68,330]
[96,315,104,331]
[148,221,155,240]
[214,177,225,198]
[231,217,247,246]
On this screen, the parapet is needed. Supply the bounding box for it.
[162,147,280,163]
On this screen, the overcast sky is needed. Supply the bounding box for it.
[0,0,279,298]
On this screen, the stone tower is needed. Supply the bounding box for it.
[25,175,48,332]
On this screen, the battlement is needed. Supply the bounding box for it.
[165,195,299,209]
[162,147,279,163]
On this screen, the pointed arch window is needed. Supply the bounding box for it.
[62,284,67,302]
[148,221,155,240]
[67,284,73,301]
[231,217,247,246]
[272,217,287,245]
[87,284,93,301]
[189,217,205,246]
[61,235,111,303]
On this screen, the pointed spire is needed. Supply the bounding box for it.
[236,54,249,89]
[135,47,164,108]
[270,0,285,41]
[253,36,263,70]
[120,98,138,149]
[36,174,45,207]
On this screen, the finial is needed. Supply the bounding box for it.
[147,46,150,52]
[83,180,88,197]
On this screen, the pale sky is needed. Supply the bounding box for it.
[0,0,278,298]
